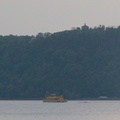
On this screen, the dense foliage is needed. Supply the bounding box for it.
[0,26,120,99]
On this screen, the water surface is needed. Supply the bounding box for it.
[0,100,120,120]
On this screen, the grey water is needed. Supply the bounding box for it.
[0,100,120,120]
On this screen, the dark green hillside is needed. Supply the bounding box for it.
[0,26,120,99]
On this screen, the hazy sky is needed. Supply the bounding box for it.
[0,0,120,35]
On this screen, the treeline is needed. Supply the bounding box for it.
[0,25,120,99]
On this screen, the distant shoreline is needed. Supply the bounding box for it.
[1,98,120,101]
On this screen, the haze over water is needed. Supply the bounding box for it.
[0,100,120,120]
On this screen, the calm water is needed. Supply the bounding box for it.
[0,100,120,120]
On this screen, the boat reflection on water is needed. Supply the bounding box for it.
[43,94,67,102]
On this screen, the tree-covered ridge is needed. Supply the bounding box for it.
[0,26,120,99]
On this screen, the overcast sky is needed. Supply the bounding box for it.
[0,0,120,35]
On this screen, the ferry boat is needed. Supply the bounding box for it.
[43,94,67,102]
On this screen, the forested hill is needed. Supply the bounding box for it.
[0,26,120,99]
